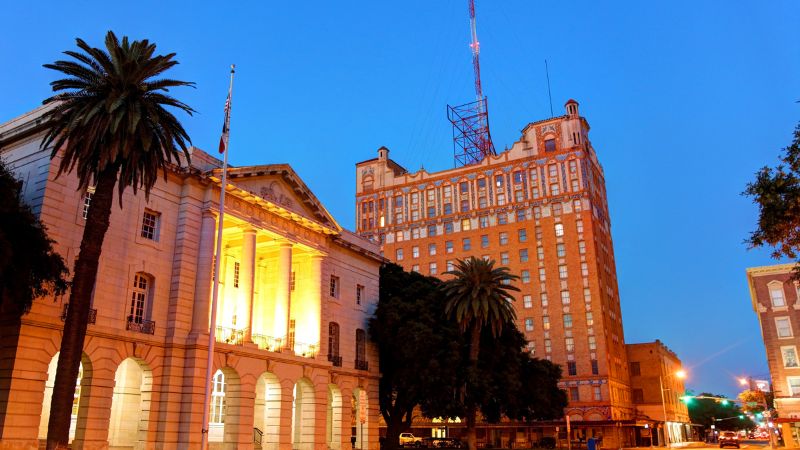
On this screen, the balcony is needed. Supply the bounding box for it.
[126,318,156,335]
[355,359,369,371]
[328,354,343,367]
[251,334,285,352]
[294,342,319,358]
[216,326,247,346]
[60,303,96,324]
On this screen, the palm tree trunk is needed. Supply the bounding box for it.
[465,324,481,450]
[47,165,118,449]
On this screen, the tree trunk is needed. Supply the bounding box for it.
[465,405,477,450]
[47,165,118,450]
[465,324,481,450]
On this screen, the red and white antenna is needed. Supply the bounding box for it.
[448,0,495,167]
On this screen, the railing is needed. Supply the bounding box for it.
[251,334,285,352]
[60,303,96,324]
[126,318,156,335]
[216,326,247,345]
[294,342,319,358]
[328,354,343,367]
[355,359,369,371]
[253,427,263,449]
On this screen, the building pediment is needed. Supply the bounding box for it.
[207,164,341,233]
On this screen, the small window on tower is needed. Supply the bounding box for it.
[545,139,556,152]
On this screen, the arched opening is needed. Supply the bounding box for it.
[352,388,368,450]
[327,384,343,449]
[208,367,242,449]
[254,372,281,450]
[38,352,89,444]
[108,358,153,448]
[292,378,315,450]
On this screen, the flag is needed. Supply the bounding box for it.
[218,95,231,153]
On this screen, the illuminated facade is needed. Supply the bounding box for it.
[355,100,635,447]
[0,106,381,450]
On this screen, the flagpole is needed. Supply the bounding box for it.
[201,64,235,450]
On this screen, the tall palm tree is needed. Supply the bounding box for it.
[442,257,519,450]
[40,31,194,449]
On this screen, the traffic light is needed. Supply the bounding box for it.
[720,399,729,406]
[756,412,763,419]
[738,415,745,419]
[680,395,693,404]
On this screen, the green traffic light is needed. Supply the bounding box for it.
[756,413,763,418]
[680,396,693,404]
[721,399,729,406]
[738,415,745,419]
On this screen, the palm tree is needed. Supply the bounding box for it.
[442,257,520,450]
[40,31,194,449]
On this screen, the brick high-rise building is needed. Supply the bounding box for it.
[355,100,634,446]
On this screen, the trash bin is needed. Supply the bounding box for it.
[587,437,596,450]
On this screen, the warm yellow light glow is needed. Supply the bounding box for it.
[739,377,748,386]
[675,369,687,379]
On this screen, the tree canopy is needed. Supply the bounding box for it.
[686,392,754,431]
[0,161,68,315]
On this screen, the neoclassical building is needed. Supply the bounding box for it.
[0,105,382,450]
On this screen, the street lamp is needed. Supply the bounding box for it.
[660,369,687,448]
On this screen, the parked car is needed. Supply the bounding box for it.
[400,433,423,447]
[719,431,740,448]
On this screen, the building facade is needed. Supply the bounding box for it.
[625,341,691,446]
[746,263,800,447]
[354,100,635,447]
[0,106,382,450]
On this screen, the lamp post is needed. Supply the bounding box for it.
[659,369,687,448]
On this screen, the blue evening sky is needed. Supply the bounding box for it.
[2,1,799,397]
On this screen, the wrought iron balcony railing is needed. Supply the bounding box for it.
[328,354,343,367]
[294,342,319,358]
[60,303,96,324]
[126,318,156,335]
[251,334,285,352]
[355,359,369,371]
[216,326,247,346]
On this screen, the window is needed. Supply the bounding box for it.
[534,206,541,218]
[479,216,489,228]
[411,192,419,204]
[290,271,296,291]
[498,213,508,225]
[541,293,548,307]
[584,288,592,302]
[495,175,504,187]
[462,238,471,251]
[233,261,241,288]
[428,206,436,217]
[356,285,365,305]
[461,218,471,231]
[789,377,800,396]
[356,329,367,366]
[460,200,470,213]
[481,235,489,248]
[396,248,404,261]
[411,210,419,221]
[499,232,509,245]
[550,183,560,195]
[771,285,787,307]
[515,190,524,202]
[555,223,564,237]
[569,387,579,401]
[525,318,534,331]
[571,179,580,192]
[519,249,529,262]
[581,262,589,277]
[569,160,578,173]
[446,241,454,254]
[516,209,526,222]
[500,252,509,265]
[565,337,575,352]
[427,189,435,202]
[591,360,599,375]
[460,181,469,194]
[532,187,540,198]
[630,362,641,376]
[530,169,538,182]
[558,265,568,279]
[497,194,506,206]
[578,241,586,254]
[561,290,571,305]
[394,212,403,224]
[545,339,552,353]
[576,220,584,233]
[545,139,556,153]
[330,276,340,298]
[586,312,594,326]
[429,243,437,255]
[518,229,527,242]
[82,188,94,220]
[563,314,573,328]
[513,171,524,184]
[552,203,562,216]
[521,270,530,283]
[411,264,419,272]
[539,268,546,281]
[543,316,550,330]
[447,260,455,272]
[783,346,800,368]
[394,195,404,207]
[429,262,437,275]
[443,185,452,199]
[477,178,486,189]
[210,369,226,424]
[548,164,558,178]
[328,322,340,360]
[395,231,404,242]
[588,336,597,351]
[633,389,644,403]
[444,221,454,234]
[141,210,160,241]
[411,227,420,239]
[567,361,577,376]
[593,386,602,400]
[129,273,149,324]
[574,199,582,212]
[428,225,437,237]
[412,246,419,258]
[537,247,544,261]
[556,243,566,257]
[523,295,532,308]
[444,204,453,215]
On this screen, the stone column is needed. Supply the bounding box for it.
[275,242,293,350]
[242,228,257,342]
[192,211,218,334]
[308,255,324,354]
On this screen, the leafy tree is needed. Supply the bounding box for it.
[40,31,194,449]
[369,264,462,450]
[744,120,800,272]
[686,392,755,431]
[738,389,773,414]
[442,257,520,450]
[0,161,69,315]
